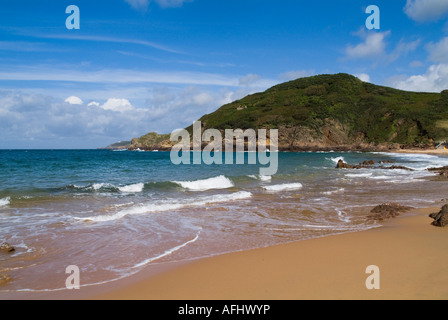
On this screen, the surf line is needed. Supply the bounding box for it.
[170,121,279,176]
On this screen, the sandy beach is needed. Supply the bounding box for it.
[395,149,448,156]
[93,207,448,300]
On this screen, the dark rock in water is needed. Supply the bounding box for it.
[336,159,375,169]
[367,203,413,221]
[0,274,11,286]
[336,160,355,169]
[428,166,448,178]
[429,205,448,227]
[0,243,15,253]
[336,159,414,171]
[379,165,415,171]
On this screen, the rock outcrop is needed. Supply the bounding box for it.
[429,205,448,227]
[367,203,413,221]
[0,243,15,253]
[336,159,414,171]
[428,166,448,178]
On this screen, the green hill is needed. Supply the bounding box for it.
[130,73,448,151]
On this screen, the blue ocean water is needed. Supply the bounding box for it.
[0,150,447,293]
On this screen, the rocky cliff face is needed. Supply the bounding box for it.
[128,119,409,152]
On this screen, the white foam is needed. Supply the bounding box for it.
[337,209,351,223]
[0,197,10,207]
[375,152,448,171]
[263,183,303,192]
[132,232,201,269]
[248,175,272,182]
[173,175,234,191]
[78,191,252,223]
[345,173,373,178]
[322,188,345,195]
[329,156,345,165]
[368,175,390,180]
[118,183,144,193]
[92,183,113,191]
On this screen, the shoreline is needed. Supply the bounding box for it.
[3,206,447,300]
[90,207,448,300]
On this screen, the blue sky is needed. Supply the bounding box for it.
[1,0,448,148]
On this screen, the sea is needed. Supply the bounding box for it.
[0,149,447,294]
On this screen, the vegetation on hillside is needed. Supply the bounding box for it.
[131,73,448,150]
[198,73,448,145]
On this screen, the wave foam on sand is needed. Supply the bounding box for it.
[263,183,303,192]
[78,191,253,223]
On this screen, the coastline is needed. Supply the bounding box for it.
[2,149,448,300]
[92,207,448,300]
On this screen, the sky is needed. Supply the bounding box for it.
[1,0,448,148]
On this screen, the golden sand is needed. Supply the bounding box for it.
[93,207,448,300]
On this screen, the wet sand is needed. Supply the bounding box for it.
[93,207,448,300]
[395,149,448,156]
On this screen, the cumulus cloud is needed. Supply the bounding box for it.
[356,73,371,83]
[0,92,155,149]
[87,101,100,107]
[345,30,390,59]
[65,96,83,105]
[345,30,420,63]
[389,64,448,92]
[100,98,135,113]
[427,37,448,63]
[404,0,448,22]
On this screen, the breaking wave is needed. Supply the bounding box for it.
[77,191,252,223]
[172,175,234,191]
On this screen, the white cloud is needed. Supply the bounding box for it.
[278,70,314,82]
[100,98,135,113]
[125,0,190,11]
[125,0,150,11]
[0,66,239,87]
[356,73,371,83]
[239,74,261,86]
[404,0,448,22]
[27,34,181,54]
[155,0,191,8]
[87,101,100,107]
[345,30,390,59]
[238,73,278,90]
[427,37,448,63]
[389,38,421,62]
[0,91,156,149]
[390,64,448,92]
[65,96,83,105]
